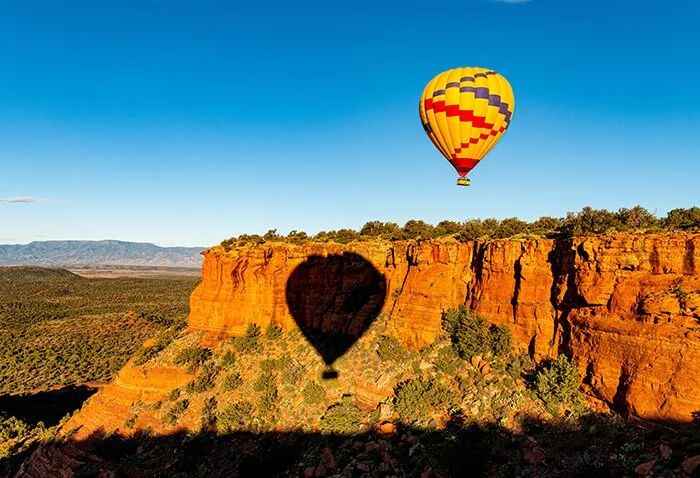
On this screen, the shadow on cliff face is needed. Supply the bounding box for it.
[0,385,98,427]
[285,253,387,378]
[12,414,700,477]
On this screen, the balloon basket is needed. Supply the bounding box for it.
[456,178,471,187]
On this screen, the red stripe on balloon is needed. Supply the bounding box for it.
[423,100,495,129]
[445,104,460,116]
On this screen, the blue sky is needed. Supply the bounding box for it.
[1,0,698,247]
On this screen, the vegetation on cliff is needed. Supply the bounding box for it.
[11,305,700,476]
[220,205,700,248]
[0,413,63,461]
[102,307,584,437]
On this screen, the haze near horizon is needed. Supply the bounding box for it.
[1,0,698,247]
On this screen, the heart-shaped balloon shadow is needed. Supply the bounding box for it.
[285,252,387,379]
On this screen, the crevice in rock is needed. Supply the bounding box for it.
[683,238,695,276]
[511,245,525,325]
[385,246,396,268]
[650,244,661,274]
[612,365,633,417]
[230,259,248,291]
[263,246,273,264]
[576,241,590,262]
[387,244,415,318]
[465,241,487,310]
[547,238,582,357]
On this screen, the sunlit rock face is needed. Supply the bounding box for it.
[188,233,700,422]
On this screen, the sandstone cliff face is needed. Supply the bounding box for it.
[59,361,191,442]
[188,233,700,422]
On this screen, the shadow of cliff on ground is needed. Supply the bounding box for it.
[285,253,386,377]
[12,414,700,477]
[0,385,98,427]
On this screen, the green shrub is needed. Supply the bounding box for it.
[222,372,243,391]
[263,229,281,241]
[286,230,309,244]
[185,361,219,394]
[123,417,136,429]
[403,219,436,240]
[436,220,461,235]
[167,388,181,402]
[162,399,189,426]
[617,206,658,230]
[319,396,363,434]
[665,207,700,230]
[254,372,275,392]
[559,207,624,237]
[281,358,305,386]
[220,351,236,368]
[254,372,278,415]
[452,313,489,360]
[441,306,465,336]
[394,378,457,423]
[443,307,513,359]
[217,401,254,433]
[456,218,499,241]
[265,324,283,340]
[275,354,293,371]
[359,220,400,238]
[488,324,512,357]
[232,324,262,353]
[529,216,563,237]
[493,217,529,238]
[134,328,179,366]
[260,355,293,374]
[376,335,407,362]
[173,346,212,373]
[0,414,51,459]
[216,205,700,247]
[201,397,217,428]
[302,381,326,405]
[434,346,462,376]
[260,358,278,373]
[0,414,30,443]
[506,354,535,380]
[258,386,278,415]
[534,355,584,412]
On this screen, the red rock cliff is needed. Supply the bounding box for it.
[188,233,700,422]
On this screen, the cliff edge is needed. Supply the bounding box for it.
[188,233,700,422]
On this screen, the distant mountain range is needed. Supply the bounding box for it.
[0,240,206,268]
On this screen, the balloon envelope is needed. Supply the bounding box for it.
[419,67,515,179]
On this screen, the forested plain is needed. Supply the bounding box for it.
[0,267,198,394]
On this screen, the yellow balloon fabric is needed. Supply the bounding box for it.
[419,67,515,178]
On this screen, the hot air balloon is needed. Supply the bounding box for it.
[419,67,515,186]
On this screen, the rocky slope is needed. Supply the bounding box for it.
[187,233,700,422]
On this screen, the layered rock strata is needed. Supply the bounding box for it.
[188,234,700,421]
